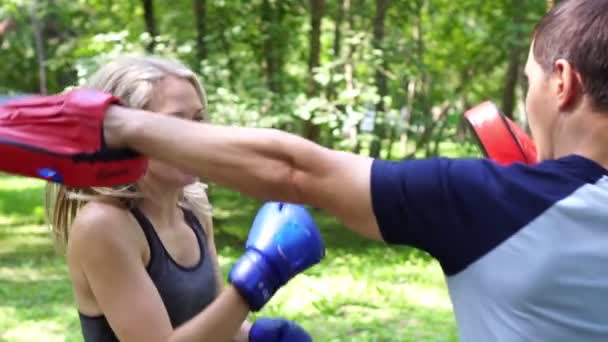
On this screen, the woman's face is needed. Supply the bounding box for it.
[143,76,206,188]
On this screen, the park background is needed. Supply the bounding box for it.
[0,0,555,340]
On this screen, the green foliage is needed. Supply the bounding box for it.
[0,0,548,159]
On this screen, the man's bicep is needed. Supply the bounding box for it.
[363,158,466,252]
[297,149,383,240]
[343,157,474,252]
[360,157,535,275]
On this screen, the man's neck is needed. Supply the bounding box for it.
[556,108,608,169]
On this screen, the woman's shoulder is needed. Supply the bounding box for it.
[74,200,133,230]
[67,200,141,261]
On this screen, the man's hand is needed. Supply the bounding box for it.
[0,89,147,187]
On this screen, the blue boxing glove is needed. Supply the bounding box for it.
[249,318,312,342]
[229,202,325,311]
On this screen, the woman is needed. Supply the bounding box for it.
[45,55,307,341]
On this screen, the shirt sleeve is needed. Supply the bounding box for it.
[369,157,593,275]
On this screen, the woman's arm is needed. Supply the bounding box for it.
[233,321,253,342]
[68,202,249,342]
[168,287,249,342]
[207,224,252,342]
[192,205,252,342]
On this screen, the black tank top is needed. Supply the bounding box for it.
[78,207,218,341]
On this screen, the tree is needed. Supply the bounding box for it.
[31,2,47,94]
[326,0,344,100]
[193,0,207,62]
[501,0,525,119]
[142,0,158,52]
[260,0,287,94]
[369,0,389,158]
[303,0,325,142]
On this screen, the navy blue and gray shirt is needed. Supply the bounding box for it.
[370,154,608,341]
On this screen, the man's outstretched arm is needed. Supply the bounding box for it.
[105,105,383,241]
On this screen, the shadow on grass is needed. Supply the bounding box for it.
[0,239,58,267]
[0,278,74,309]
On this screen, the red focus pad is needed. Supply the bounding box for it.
[464,101,537,165]
[0,89,148,187]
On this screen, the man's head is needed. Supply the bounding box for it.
[524,0,608,160]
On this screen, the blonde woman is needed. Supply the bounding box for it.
[43,56,320,342]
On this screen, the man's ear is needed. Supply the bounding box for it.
[553,59,583,111]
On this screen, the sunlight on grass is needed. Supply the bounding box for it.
[0,266,62,282]
[0,175,46,191]
[218,244,457,341]
[2,320,66,342]
[265,273,453,313]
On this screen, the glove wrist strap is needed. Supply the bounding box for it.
[229,250,280,311]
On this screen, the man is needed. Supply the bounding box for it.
[1,0,607,340]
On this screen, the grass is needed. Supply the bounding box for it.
[0,175,458,342]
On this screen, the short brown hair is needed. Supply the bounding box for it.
[532,0,608,111]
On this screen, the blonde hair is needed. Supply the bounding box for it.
[46,55,212,251]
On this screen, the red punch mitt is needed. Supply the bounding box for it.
[0,89,148,187]
[464,101,537,165]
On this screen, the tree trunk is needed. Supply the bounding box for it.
[406,104,451,159]
[501,1,524,119]
[193,0,207,62]
[261,0,285,94]
[385,121,397,159]
[333,1,344,63]
[400,79,416,156]
[369,0,389,158]
[304,0,325,142]
[342,0,359,153]
[31,3,47,94]
[261,0,276,92]
[218,20,236,90]
[142,0,157,52]
[401,0,426,158]
[307,0,324,96]
[326,0,344,100]
[432,119,448,156]
[501,47,522,119]
[344,0,354,93]
[373,0,389,113]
